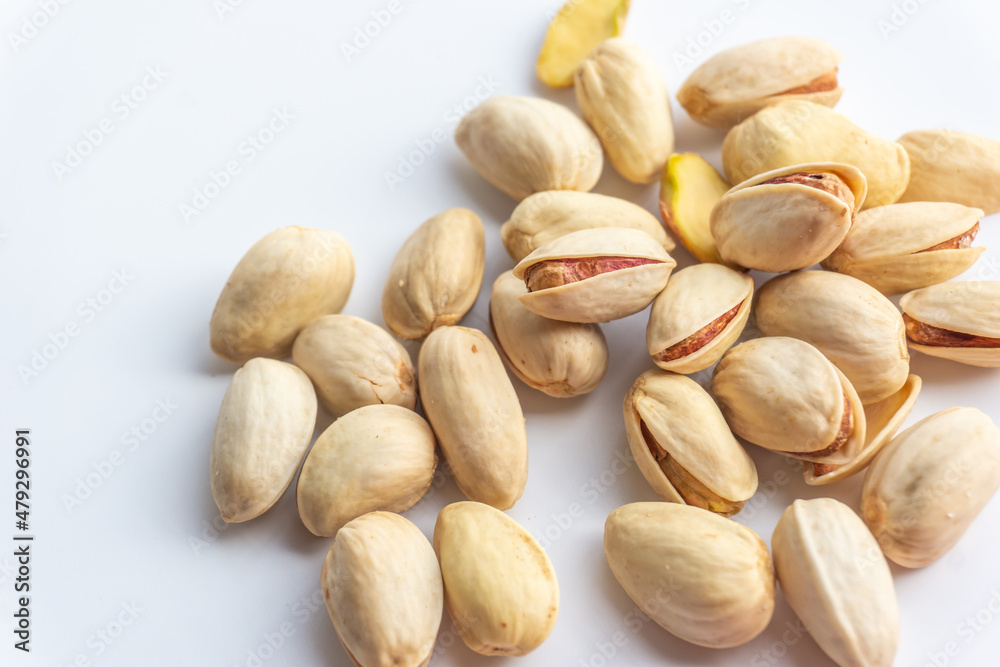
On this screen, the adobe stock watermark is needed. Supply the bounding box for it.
[339,0,416,63]
[876,0,936,40]
[384,75,500,191]
[749,618,811,666]
[17,269,135,385]
[231,588,327,667]
[7,0,73,53]
[51,66,169,181]
[922,589,1000,667]
[178,107,294,223]
[671,0,755,73]
[59,601,144,667]
[214,0,249,21]
[62,397,180,513]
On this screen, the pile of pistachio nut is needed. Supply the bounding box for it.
[203,2,1000,665]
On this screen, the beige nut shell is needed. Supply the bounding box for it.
[898,129,1000,215]
[900,281,1000,367]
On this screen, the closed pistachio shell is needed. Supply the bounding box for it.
[772,498,899,667]
[575,38,674,184]
[713,337,866,465]
[722,100,910,208]
[501,190,674,262]
[210,359,317,523]
[711,162,866,272]
[623,370,757,515]
[490,271,608,397]
[210,227,354,363]
[755,270,910,405]
[900,281,1000,367]
[382,208,485,340]
[512,227,676,323]
[823,202,984,295]
[418,327,528,509]
[455,96,602,200]
[296,405,437,537]
[645,263,753,374]
[862,407,1000,568]
[434,502,558,656]
[604,502,775,648]
[898,129,1000,215]
[322,512,443,667]
[678,36,844,130]
[291,315,415,417]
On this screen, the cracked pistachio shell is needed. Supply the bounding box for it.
[382,208,485,340]
[772,498,899,667]
[296,405,437,537]
[722,100,910,209]
[711,162,866,272]
[604,502,775,648]
[434,502,559,656]
[575,38,674,184]
[291,315,415,418]
[455,96,602,201]
[501,191,674,262]
[512,227,676,323]
[536,0,630,88]
[823,202,985,295]
[490,271,608,397]
[713,337,866,465]
[755,271,910,405]
[418,327,528,509]
[623,370,757,515]
[210,359,317,523]
[898,129,1000,215]
[322,512,443,667]
[678,36,844,131]
[863,407,1000,568]
[210,227,354,363]
[900,281,1000,367]
[646,263,753,374]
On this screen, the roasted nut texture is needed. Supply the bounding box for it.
[899,281,1000,367]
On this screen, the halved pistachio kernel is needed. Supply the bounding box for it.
[524,256,663,292]
[758,170,855,211]
[918,221,979,253]
[904,314,1000,348]
[652,301,742,364]
[775,69,839,96]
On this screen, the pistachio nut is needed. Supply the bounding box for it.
[210,227,354,363]
[210,358,317,523]
[322,512,443,667]
[455,96,602,200]
[536,0,630,88]
[501,190,674,262]
[678,36,844,130]
[862,407,1000,568]
[646,263,753,373]
[575,38,674,184]
[623,370,757,515]
[291,315,415,418]
[604,502,775,648]
[898,129,1000,215]
[418,326,528,509]
[823,202,985,295]
[722,100,910,208]
[490,271,608,397]
[659,152,733,266]
[900,281,1000,367]
[297,405,437,537]
[382,208,485,340]
[512,227,676,323]
[713,337,867,465]
[711,162,867,272]
[755,270,910,404]
[772,498,899,667]
[434,501,558,656]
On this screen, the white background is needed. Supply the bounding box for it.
[2,0,1000,665]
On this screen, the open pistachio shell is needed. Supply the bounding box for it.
[490,270,608,397]
[900,281,1000,367]
[755,270,910,405]
[646,263,753,374]
[713,337,866,465]
[898,129,1000,215]
[862,407,1000,568]
[722,100,910,209]
[711,162,866,272]
[512,227,676,323]
[500,190,673,262]
[623,370,757,515]
[772,498,899,667]
[678,36,844,131]
[823,202,985,295]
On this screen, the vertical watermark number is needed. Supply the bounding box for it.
[13,429,33,652]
